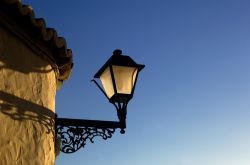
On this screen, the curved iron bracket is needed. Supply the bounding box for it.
[57,125,116,153]
[56,114,126,153]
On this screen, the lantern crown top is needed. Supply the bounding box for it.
[94,49,145,78]
[113,49,122,56]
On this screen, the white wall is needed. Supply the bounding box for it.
[0,25,56,165]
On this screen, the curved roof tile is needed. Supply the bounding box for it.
[1,0,73,81]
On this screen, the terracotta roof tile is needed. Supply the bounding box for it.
[1,0,73,81]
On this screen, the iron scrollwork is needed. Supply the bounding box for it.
[55,106,127,153]
[55,117,125,154]
[57,125,116,153]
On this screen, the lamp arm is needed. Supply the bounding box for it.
[56,118,124,129]
[55,109,126,154]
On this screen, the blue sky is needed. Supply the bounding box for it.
[23,0,250,165]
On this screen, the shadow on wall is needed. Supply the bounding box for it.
[0,53,54,74]
[0,90,55,135]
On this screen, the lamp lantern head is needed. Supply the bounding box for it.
[94,49,145,104]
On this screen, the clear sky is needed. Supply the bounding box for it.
[23,0,250,165]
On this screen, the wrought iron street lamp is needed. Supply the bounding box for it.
[56,49,145,154]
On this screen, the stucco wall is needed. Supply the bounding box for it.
[0,25,56,164]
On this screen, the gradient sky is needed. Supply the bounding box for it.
[23,0,250,165]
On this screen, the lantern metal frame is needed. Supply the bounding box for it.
[55,49,145,154]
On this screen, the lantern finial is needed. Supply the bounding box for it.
[113,49,122,56]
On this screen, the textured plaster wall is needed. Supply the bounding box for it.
[0,26,56,164]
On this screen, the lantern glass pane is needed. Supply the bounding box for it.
[100,67,114,98]
[112,65,138,95]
